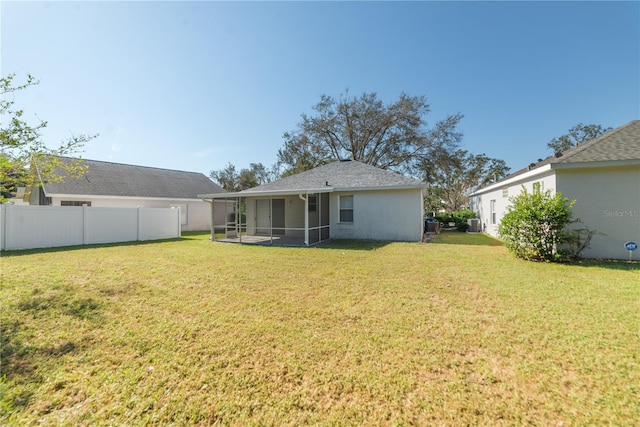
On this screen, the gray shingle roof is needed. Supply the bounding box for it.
[241,160,425,194]
[555,119,640,164]
[500,120,640,182]
[40,157,223,199]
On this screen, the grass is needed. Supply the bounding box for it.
[1,232,638,425]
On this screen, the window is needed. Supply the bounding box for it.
[61,201,91,206]
[171,204,188,225]
[308,195,317,212]
[339,195,353,223]
[502,188,509,198]
[490,199,497,225]
[533,181,544,194]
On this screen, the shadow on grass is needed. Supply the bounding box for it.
[314,239,392,251]
[431,231,505,247]
[0,236,187,258]
[1,288,102,414]
[558,258,640,271]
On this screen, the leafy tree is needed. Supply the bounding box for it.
[547,123,611,153]
[1,74,96,202]
[210,162,274,192]
[498,188,576,261]
[210,163,238,192]
[277,91,464,176]
[420,148,509,212]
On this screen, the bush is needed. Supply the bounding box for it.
[434,213,452,224]
[433,210,476,231]
[498,188,575,261]
[452,209,476,232]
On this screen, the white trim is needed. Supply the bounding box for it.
[44,194,205,202]
[471,164,553,196]
[551,159,640,169]
[335,184,427,192]
[199,184,425,200]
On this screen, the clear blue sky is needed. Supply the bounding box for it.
[2,1,638,177]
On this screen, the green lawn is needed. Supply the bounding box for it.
[1,232,638,425]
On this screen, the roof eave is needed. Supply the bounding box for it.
[199,188,334,199]
[471,164,553,196]
[552,159,640,169]
[333,184,426,192]
[44,193,208,202]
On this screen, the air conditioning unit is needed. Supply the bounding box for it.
[467,218,480,232]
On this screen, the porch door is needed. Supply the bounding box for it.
[256,199,285,235]
[256,199,270,235]
[272,199,285,235]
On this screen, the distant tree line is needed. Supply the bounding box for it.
[210,91,511,212]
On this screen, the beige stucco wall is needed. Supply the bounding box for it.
[49,196,223,231]
[556,165,640,260]
[330,189,424,242]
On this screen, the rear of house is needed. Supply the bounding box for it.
[201,160,426,245]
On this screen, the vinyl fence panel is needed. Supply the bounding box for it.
[1,205,84,250]
[139,207,182,241]
[84,207,138,245]
[0,205,180,251]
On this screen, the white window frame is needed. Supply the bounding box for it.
[339,195,354,223]
[490,199,497,225]
[171,204,188,225]
[533,181,544,194]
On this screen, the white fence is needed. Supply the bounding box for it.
[0,205,181,251]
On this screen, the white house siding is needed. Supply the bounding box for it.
[470,170,556,237]
[49,196,220,231]
[330,189,424,242]
[556,165,640,259]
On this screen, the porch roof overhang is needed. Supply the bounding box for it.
[199,183,425,200]
[199,187,334,200]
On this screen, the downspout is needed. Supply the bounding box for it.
[299,194,309,246]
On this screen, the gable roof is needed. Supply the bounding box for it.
[200,160,425,198]
[37,156,223,199]
[482,120,640,190]
[525,119,640,171]
[554,120,640,164]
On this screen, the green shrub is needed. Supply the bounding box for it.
[452,209,476,232]
[433,210,476,231]
[434,213,452,224]
[498,188,575,261]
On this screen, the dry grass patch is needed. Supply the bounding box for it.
[1,232,638,425]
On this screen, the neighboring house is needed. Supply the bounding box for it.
[8,187,28,205]
[470,120,640,260]
[26,156,227,231]
[199,159,426,245]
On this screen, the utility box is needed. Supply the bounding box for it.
[467,218,480,232]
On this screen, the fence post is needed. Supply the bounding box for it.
[82,205,87,245]
[137,207,141,241]
[0,204,7,251]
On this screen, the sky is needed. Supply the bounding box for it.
[2,1,638,178]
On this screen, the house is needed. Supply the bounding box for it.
[199,159,426,245]
[470,120,640,260]
[26,156,227,231]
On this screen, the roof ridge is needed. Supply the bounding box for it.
[556,120,637,162]
[49,155,207,176]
